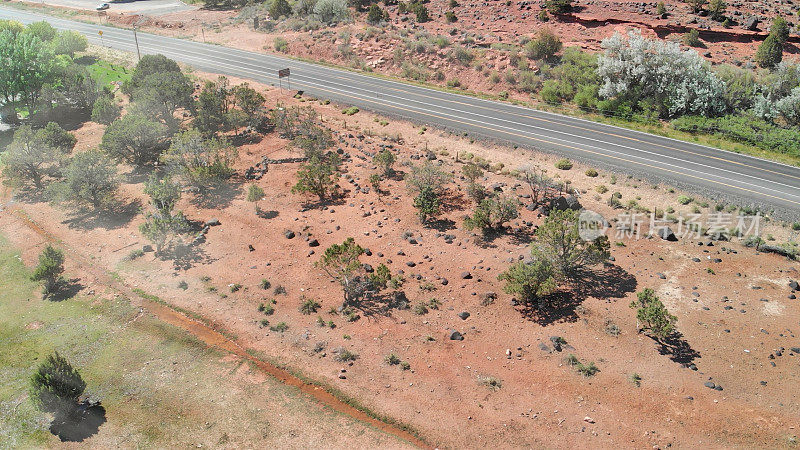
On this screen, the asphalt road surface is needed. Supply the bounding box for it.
[3,6,800,217]
[28,0,193,16]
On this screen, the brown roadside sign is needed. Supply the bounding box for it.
[278,68,290,78]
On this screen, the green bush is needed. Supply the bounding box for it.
[671,114,800,157]
[524,27,562,60]
[384,353,401,365]
[683,29,701,47]
[554,158,573,170]
[585,168,598,177]
[30,352,86,418]
[274,37,289,53]
[299,296,321,315]
[677,195,692,205]
[247,184,265,202]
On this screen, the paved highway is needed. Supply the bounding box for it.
[2,6,800,217]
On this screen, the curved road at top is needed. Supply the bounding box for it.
[2,6,799,217]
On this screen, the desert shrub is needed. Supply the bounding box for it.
[274,37,289,53]
[554,158,573,170]
[162,128,237,192]
[30,352,86,419]
[269,322,289,332]
[366,4,388,24]
[292,153,341,201]
[598,29,725,119]
[1,125,69,190]
[756,18,789,69]
[445,10,457,22]
[524,27,561,60]
[247,184,265,202]
[101,114,169,165]
[545,0,571,13]
[30,245,65,298]
[451,46,474,65]
[258,302,275,315]
[683,29,701,47]
[373,148,396,175]
[47,150,119,210]
[299,296,321,314]
[596,184,608,194]
[479,375,503,390]
[671,114,800,156]
[532,209,610,278]
[677,195,692,205]
[585,168,598,177]
[630,288,677,340]
[405,161,452,194]
[139,175,191,254]
[576,361,599,377]
[314,0,351,24]
[463,195,519,233]
[91,96,121,125]
[498,259,555,308]
[413,3,430,22]
[384,353,401,365]
[413,302,429,315]
[413,186,441,224]
[335,348,359,362]
[342,106,359,115]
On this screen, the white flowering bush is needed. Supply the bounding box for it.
[597,29,726,119]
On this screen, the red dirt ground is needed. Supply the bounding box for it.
[2,78,800,447]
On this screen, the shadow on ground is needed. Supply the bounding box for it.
[49,401,106,442]
[516,263,638,326]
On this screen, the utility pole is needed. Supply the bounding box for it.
[133,26,141,61]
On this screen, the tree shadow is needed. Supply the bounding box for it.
[300,195,347,210]
[515,264,637,326]
[161,242,216,271]
[48,278,85,302]
[654,332,701,367]
[474,226,533,246]
[122,166,156,186]
[11,188,48,204]
[230,132,264,146]
[426,218,456,232]
[49,401,106,443]
[62,199,142,231]
[189,181,243,210]
[256,209,279,219]
[351,290,411,318]
[440,189,469,213]
[73,55,99,66]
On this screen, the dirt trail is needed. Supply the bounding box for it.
[10,207,431,450]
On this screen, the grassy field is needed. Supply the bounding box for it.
[81,57,132,87]
[0,235,410,448]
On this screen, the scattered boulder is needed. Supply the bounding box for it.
[142,244,154,253]
[204,218,221,227]
[460,271,473,279]
[449,330,464,341]
[285,230,296,239]
[658,227,677,241]
[457,311,470,320]
[308,239,319,247]
[549,195,581,212]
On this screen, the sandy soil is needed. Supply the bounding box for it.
[2,75,800,448]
